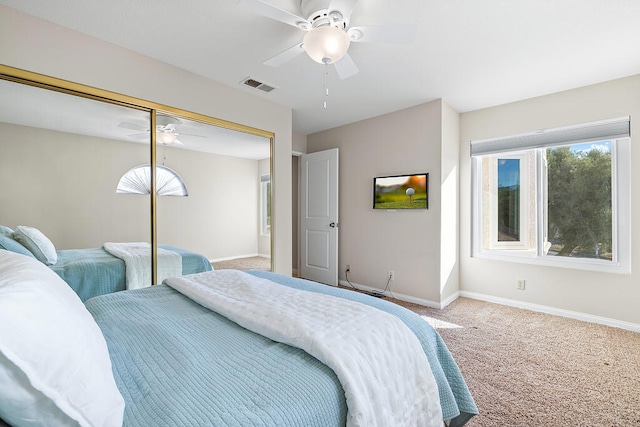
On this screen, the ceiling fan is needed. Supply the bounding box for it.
[238,0,418,79]
[118,114,205,146]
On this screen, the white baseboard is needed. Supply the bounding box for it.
[210,253,270,263]
[337,281,640,332]
[460,291,640,333]
[441,291,461,309]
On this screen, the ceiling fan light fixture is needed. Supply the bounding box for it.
[303,26,350,64]
[157,130,178,145]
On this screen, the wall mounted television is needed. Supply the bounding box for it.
[373,173,428,210]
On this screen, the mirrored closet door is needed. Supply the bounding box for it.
[0,67,273,290]
[150,114,272,274]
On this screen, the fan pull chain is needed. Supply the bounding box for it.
[323,63,329,109]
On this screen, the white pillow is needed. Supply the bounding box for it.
[0,251,125,427]
[12,225,58,265]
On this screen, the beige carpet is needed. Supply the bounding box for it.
[211,256,271,271]
[387,295,640,426]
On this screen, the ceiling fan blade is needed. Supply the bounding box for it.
[328,0,358,22]
[179,132,206,138]
[127,132,150,140]
[118,122,147,131]
[333,53,359,80]
[264,42,305,67]
[156,114,181,127]
[238,0,310,29]
[348,24,418,44]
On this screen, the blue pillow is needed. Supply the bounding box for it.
[12,226,57,265]
[0,234,35,258]
[0,226,14,236]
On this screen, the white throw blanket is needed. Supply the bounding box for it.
[164,270,442,427]
[104,242,182,290]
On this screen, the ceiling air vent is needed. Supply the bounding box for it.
[241,77,277,93]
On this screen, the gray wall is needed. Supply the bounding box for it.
[307,100,452,306]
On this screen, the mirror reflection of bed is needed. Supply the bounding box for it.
[0,78,272,299]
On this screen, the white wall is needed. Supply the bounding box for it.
[157,146,260,260]
[0,122,261,261]
[0,5,293,273]
[459,74,640,326]
[258,157,271,257]
[291,155,300,273]
[440,102,460,302]
[0,123,148,247]
[307,100,448,305]
[291,131,307,273]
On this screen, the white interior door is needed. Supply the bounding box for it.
[300,148,339,286]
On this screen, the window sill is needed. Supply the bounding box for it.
[472,250,630,274]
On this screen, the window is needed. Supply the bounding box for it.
[486,153,533,250]
[116,164,188,197]
[261,174,271,236]
[471,117,630,272]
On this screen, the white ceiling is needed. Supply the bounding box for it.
[1,0,640,136]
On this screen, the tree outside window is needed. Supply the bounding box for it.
[546,142,612,259]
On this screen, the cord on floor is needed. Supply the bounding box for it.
[345,268,389,298]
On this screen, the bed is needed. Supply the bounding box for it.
[51,244,213,301]
[0,225,212,301]
[0,250,478,427]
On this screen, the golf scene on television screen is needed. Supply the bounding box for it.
[374,174,428,209]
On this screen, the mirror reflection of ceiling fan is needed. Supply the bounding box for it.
[118,114,205,145]
[238,0,418,79]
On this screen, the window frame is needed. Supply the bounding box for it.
[471,119,630,274]
[488,153,531,251]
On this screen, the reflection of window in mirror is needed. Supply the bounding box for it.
[261,174,271,236]
[116,164,188,197]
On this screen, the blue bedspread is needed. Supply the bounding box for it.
[86,271,477,426]
[250,271,478,426]
[51,245,211,301]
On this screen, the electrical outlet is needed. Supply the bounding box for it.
[516,278,526,290]
[346,264,351,273]
[388,270,395,281]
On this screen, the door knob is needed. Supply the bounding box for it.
[329,222,338,228]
